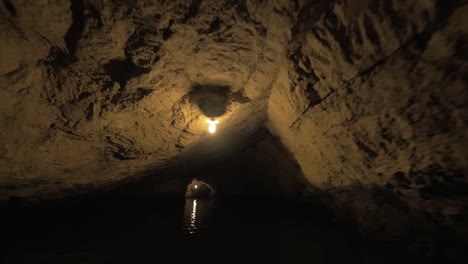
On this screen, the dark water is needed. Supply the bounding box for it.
[182,199,215,235]
[4,197,421,263]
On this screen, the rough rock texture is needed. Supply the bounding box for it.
[267,0,468,249]
[0,0,294,200]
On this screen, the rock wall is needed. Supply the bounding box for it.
[268,0,468,248]
[0,0,295,201]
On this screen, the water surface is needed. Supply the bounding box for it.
[4,197,419,263]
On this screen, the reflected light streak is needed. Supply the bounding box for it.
[189,199,197,234]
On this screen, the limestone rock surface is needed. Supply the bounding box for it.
[0,0,294,200]
[268,0,468,244]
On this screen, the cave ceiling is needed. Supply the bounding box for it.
[0,0,295,200]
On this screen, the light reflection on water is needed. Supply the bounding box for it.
[182,199,214,235]
[189,199,197,234]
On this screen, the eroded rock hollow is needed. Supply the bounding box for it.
[1,0,467,257]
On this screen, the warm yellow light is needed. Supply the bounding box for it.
[194,185,198,189]
[206,119,219,134]
[208,124,216,133]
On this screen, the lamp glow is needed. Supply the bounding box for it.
[206,119,219,134]
[194,185,198,189]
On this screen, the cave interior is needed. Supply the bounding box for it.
[1,0,467,263]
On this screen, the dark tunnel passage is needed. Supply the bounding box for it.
[2,133,429,264]
[1,0,468,263]
[3,131,466,263]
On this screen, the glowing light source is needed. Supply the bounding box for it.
[206,119,219,134]
[194,185,198,189]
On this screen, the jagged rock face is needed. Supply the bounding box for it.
[0,0,294,200]
[268,0,467,241]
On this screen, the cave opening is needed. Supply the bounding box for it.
[3,131,430,263]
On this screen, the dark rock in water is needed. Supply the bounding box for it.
[185,179,215,198]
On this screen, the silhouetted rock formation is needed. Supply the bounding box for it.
[185,179,215,198]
